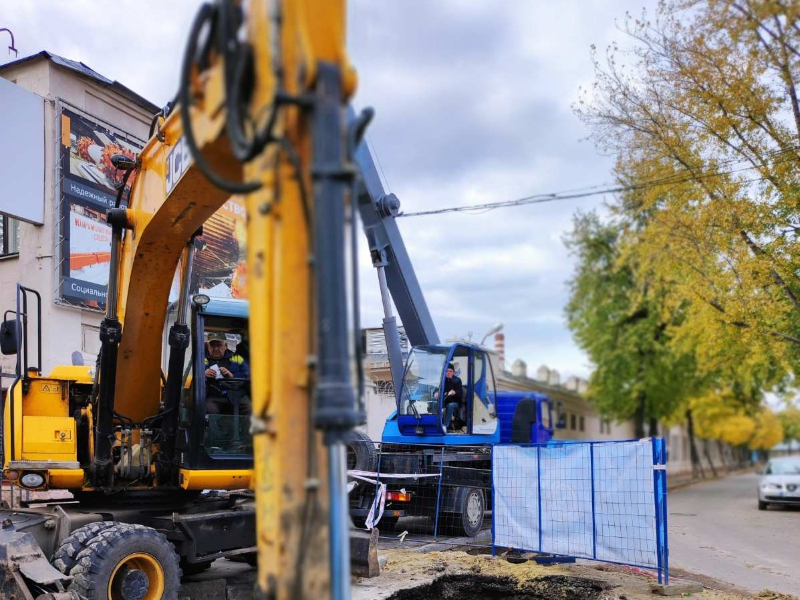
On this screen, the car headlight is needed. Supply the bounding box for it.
[19,472,46,489]
[762,482,783,490]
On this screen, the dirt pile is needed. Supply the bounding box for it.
[386,574,608,600]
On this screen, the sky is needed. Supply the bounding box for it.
[0,0,656,381]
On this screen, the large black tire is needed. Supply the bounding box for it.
[344,430,377,473]
[52,521,121,575]
[440,487,485,537]
[69,524,182,600]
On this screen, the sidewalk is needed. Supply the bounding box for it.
[667,465,756,492]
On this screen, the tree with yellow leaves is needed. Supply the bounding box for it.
[777,405,800,452]
[575,0,800,385]
[750,408,784,452]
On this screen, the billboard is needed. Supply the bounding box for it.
[59,106,247,310]
[59,107,144,309]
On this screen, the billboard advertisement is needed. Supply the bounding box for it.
[59,107,144,309]
[59,106,248,310]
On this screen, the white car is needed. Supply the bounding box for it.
[758,456,800,510]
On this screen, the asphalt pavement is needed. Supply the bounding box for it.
[668,471,800,596]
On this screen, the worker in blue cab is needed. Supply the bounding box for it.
[436,363,464,431]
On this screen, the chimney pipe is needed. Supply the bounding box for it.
[494,332,505,366]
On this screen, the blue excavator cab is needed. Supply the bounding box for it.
[384,343,501,444]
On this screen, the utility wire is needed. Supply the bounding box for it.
[398,146,800,218]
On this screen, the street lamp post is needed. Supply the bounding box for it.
[480,322,504,346]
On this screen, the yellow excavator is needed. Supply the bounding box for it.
[0,1,367,599]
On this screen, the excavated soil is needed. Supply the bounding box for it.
[386,574,607,600]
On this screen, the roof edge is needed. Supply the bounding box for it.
[1,51,159,114]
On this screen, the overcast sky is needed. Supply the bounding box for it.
[1,0,655,380]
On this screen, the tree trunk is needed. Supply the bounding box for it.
[703,439,718,478]
[648,418,659,437]
[717,439,729,471]
[686,409,705,478]
[634,392,646,439]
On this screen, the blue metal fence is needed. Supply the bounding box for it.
[492,438,669,584]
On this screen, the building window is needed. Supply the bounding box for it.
[570,414,576,430]
[0,215,20,257]
[600,419,611,435]
[579,416,585,432]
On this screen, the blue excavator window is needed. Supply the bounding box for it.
[398,346,448,418]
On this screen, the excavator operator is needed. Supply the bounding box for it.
[204,331,251,453]
[204,332,250,382]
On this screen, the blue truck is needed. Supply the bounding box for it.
[348,135,560,536]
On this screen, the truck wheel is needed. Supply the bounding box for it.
[69,524,181,600]
[53,521,121,575]
[441,487,484,537]
[344,430,377,473]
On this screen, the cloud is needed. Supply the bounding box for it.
[1,0,656,382]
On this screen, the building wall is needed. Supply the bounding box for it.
[0,58,151,378]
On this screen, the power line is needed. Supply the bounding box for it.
[398,146,800,218]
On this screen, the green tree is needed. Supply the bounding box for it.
[565,211,697,438]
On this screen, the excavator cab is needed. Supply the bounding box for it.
[175,296,253,480]
[393,343,499,442]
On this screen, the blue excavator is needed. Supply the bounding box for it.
[348,124,559,536]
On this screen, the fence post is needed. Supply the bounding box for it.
[590,442,597,560]
[490,446,496,556]
[433,446,445,540]
[652,437,664,585]
[373,442,382,530]
[536,445,542,552]
[659,439,670,585]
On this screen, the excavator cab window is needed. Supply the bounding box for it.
[396,344,499,437]
[398,346,448,418]
[202,326,252,456]
[178,307,253,470]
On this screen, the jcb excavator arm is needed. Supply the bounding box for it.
[90,1,364,598]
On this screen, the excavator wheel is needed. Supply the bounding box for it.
[53,521,123,575]
[68,523,181,600]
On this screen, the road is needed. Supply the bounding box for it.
[669,472,800,595]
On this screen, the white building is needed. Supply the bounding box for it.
[0,52,156,380]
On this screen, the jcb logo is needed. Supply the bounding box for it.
[165,136,193,197]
